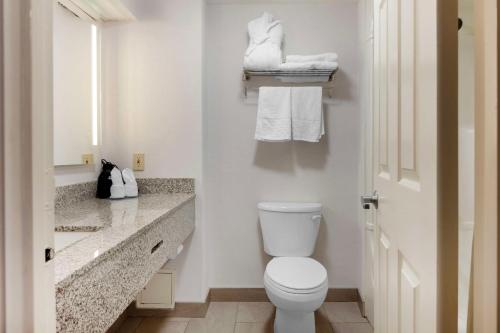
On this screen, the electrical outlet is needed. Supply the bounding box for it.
[82,154,94,165]
[133,153,145,171]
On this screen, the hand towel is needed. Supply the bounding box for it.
[286,53,338,63]
[291,87,324,142]
[255,87,292,141]
[244,13,284,70]
[279,61,339,71]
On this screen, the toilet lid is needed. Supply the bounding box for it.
[265,257,327,291]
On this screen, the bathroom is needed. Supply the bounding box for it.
[1,0,497,332]
[55,1,363,331]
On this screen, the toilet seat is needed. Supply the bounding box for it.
[265,257,328,294]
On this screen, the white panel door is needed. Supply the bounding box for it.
[373,0,438,332]
[360,0,376,324]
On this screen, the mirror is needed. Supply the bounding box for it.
[53,2,99,166]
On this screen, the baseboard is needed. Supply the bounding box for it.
[356,291,366,318]
[325,288,360,302]
[209,288,270,302]
[125,287,362,320]
[209,288,360,303]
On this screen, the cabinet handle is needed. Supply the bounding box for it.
[151,240,163,254]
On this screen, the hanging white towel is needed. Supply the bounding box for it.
[255,87,292,142]
[286,53,338,63]
[244,13,284,70]
[291,87,324,142]
[280,61,339,71]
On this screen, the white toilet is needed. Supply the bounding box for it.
[258,202,328,333]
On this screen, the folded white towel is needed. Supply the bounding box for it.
[122,168,138,198]
[291,87,324,142]
[286,53,338,63]
[255,87,292,141]
[280,61,339,71]
[110,167,125,199]
[244,13,284,70]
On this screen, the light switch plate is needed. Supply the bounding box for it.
[133,153,145,171]
[82,154,94,165]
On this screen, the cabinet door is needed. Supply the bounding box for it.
[138,272,174,308]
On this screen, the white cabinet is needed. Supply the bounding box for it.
[136,269,176,309]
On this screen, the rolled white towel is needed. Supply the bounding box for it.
[110,167,125,199]
[286,53,338,63]
[122,168,138,198]
[279,61,339,71]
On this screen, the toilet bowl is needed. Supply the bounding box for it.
[264,257,328,333]
[258,202,327,333]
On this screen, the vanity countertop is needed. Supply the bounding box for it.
[54,192,195,286]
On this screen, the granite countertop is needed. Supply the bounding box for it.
[54,193,195,286]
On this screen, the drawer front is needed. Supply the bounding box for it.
[56,199,195,333]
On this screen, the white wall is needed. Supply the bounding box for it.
[54,0,363,299]
[205,2,362,289]
[54,164,101,187]
[101,0,203,178]
[101,0,206,302]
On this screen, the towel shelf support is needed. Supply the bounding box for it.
[242,68,338,98]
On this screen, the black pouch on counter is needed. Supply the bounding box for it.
[96,159,116,199]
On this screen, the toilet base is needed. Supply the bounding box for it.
[274,308,315,333]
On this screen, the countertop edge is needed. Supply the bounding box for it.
[55,194,196,287]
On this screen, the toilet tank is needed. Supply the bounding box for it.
[258,202,322,257]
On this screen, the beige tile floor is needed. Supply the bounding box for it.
[117,302,373,333]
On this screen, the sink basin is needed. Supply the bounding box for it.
[55,232,93,252]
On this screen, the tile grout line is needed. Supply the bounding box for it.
[235,301,242,332]
[235,302,241,324]
[232,302,237,332]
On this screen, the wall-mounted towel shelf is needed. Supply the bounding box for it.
[242,68,338,98]
[243,69,337,81]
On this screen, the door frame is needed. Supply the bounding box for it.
[437,0,460,331]
[3,0,55,331]
[0,0,5,330]
[471,0,499,331]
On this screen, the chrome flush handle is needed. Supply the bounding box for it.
[361,191,379,210]
[311,215,322,223]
